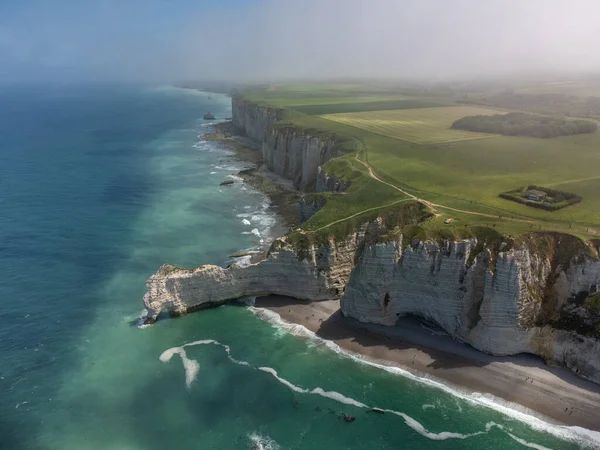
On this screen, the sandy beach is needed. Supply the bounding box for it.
[254,295,600,431]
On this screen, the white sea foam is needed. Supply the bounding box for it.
[242,219,251,226]
[244,205,252,209]
[250,228,261,237]
[160,336,565,447]
[258,367,368,407]
[485,422,554,450]
[248,432,280,450]
[234,255,253,267]
[249,307,600,449]
[258,367,306,394]
[251,214,276,228]
[240,296,256,306]
[311,387,367,408]
[227,174,243,182]
[135,309,151,329]
[422,404,435,410]
[159,346,200,389]
[386,409,484,440]
[210,171,217,175]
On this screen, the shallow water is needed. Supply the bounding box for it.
[0,84,597,450]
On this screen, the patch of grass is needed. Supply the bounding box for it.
[321,107,501,144]
[300,155,411,234]
[364,129,600,231]
[293,98,453,115]
[240,83,600,243]
[585,293,600,314]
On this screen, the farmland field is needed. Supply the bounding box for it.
[292,98,453,115]
[242,83,600,239]
[321,106,500,144]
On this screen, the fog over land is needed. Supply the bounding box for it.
[1,0,599,82]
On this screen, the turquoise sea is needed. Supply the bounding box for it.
[0,84,598,450]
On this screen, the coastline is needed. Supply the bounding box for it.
[254,296,600,433]
[203,114,600,434]
[205,121,302,229]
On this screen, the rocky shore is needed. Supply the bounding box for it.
[204,121,303,229]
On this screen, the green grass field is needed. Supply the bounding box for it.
[241,83,600,241]
[321,106,499,144]
[292,98,454,115]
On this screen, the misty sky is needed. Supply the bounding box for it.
[1,0,599,82]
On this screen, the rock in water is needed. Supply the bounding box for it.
[219,180,234,186]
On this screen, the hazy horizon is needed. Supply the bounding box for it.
[1,0,599,83]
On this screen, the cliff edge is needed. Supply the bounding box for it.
[143,95,600,384]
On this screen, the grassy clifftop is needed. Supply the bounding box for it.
[239,82,600,256]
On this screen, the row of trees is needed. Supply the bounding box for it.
[459,91,600,118]
[451,112,597,138]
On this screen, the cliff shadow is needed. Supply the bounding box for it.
[315,311,600,396]
[315,311,488,371]
[251,295,600,395]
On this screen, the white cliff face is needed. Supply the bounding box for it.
[144,96,600,384]
[262,128,336,191]
[340,236,600,384]
[231,95,338,191]
[144,221,600,383]
[144,235,357,321]
[231,95,281,142]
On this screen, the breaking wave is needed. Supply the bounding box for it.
[249,307,600,449]
[248,432,280,450]
[236,200,277,247]
[159,331,595,448]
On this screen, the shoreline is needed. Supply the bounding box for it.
[202,111,600,435]
[254,295,600,433]
[205,121,302,230]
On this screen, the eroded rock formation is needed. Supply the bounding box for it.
[144,222,600,383]
[143,96,600,383]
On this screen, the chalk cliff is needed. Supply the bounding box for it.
[231,95,282,142]
[144,96,600,383]
[232,95,341,191]
[144,219,600,382]
[262,127,337,190]
[340,232,600,383]
[144,232,358,320]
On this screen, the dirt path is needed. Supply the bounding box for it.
[312,198,412,233]
[353,152,598,235]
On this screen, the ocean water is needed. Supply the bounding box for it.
[0,84,597,450]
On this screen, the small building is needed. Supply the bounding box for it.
[526,189,547,201]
